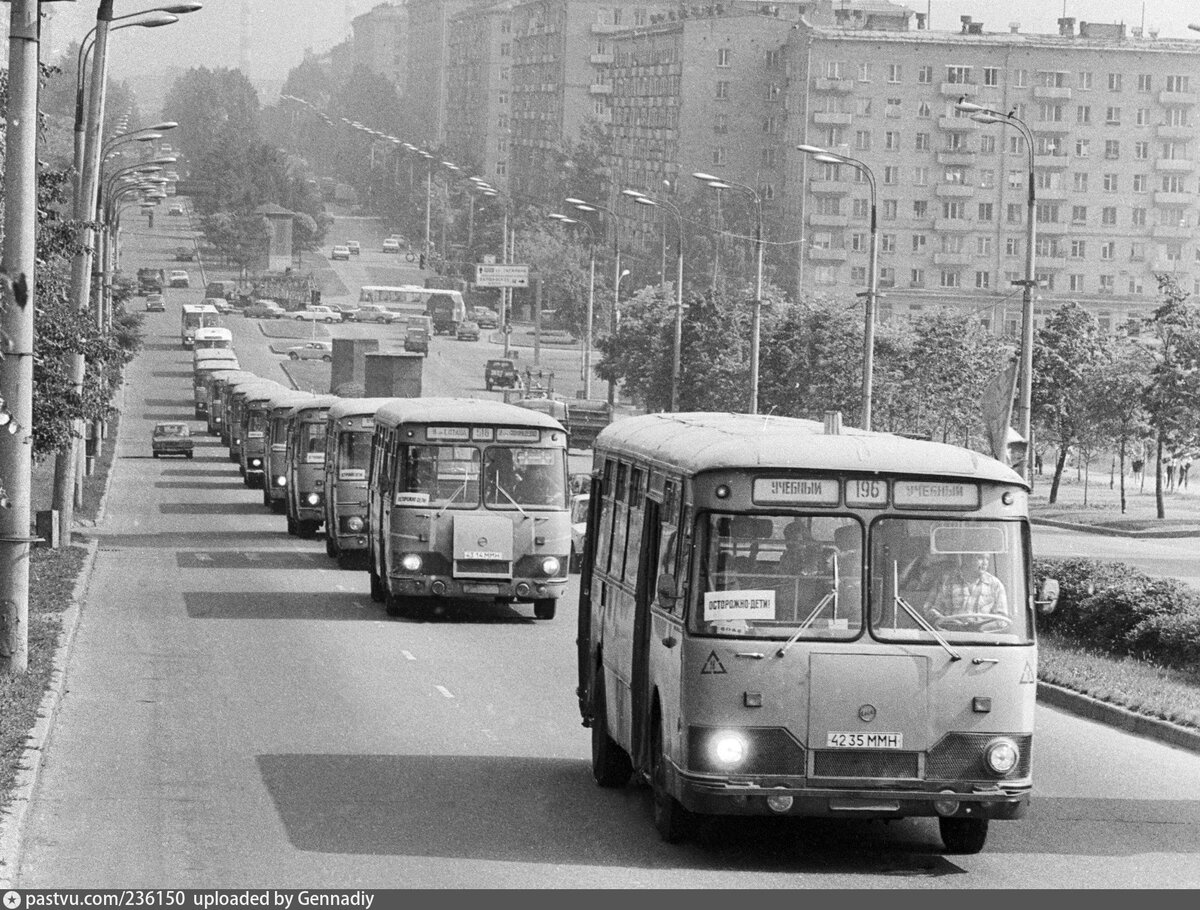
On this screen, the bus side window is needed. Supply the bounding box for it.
[655,528,680,612]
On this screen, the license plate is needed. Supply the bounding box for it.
[826,732,904,749]
[462,583,500,594]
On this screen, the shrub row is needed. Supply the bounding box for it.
[1034,557,1200,670]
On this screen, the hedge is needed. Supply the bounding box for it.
[1034,557,1200,670]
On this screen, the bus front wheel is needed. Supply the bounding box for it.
[652,714,693,843]
[591,678,632,788]
[533,598,556,620]
[939,817,988,855]
[368,555,384,602]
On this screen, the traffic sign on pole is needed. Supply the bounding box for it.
[475,264,529,287]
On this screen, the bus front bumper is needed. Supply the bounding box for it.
[387,574,567,603]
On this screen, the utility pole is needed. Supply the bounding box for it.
[1,0,42,674]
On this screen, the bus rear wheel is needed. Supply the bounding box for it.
[939,817,989,855]
[652,715,693,844]
[368,556,384,602]
[533,598,556,620]
[325,537,337,558]
[591,678,632,788]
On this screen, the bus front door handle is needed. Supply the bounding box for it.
[661,636,677,648]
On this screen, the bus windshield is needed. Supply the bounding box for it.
[870,517,1031,644]
[337,431,372,474]
[300,422,325,460]
[398,444,566,509]
[690,513,863,641]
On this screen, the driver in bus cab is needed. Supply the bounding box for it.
[924,553,1008,621]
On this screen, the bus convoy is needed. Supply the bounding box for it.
[182,338,1058,856]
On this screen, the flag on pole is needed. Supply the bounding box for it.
[982,360,1019,462]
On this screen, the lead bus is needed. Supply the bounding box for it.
[577,412,1059,854]
[366,398,570,621]
[181,303,220,349]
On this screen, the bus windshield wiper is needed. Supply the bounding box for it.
[494,482,530,519]
[892,561,961,662]
[435,475,471,518]
[778,555,839,657]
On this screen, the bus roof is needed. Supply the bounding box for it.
[265,390,314,410]
[327,397,404,420]
[594,413,1023,486]
[194,327,232,338]
[182,304,220,314]
[373,397,566,433]
[286,395,341,419]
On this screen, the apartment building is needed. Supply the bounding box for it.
[787,14,1200,333]
[445,1,517,185]
[407,0,483,148]
[351,1,409,95]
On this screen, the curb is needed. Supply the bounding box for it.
[1030,517,1200,539]
[0,537,99,889]
[1037,680,1200,754]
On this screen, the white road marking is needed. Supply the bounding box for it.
[401,650,415,661]
[195,553,212,562]
[435,685,454,699]
[244,553,260,561]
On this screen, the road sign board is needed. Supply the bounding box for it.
[475,264,529,288]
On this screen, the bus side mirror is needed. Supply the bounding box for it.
[656,573,680,607]
[1035,578,1060,614]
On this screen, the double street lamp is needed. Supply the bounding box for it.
[956,100,1036,480]
[692,173,764,414]
[797,144,879,431]
[620,188,685,412]
[548,213,596,399]
[565,197,623,407]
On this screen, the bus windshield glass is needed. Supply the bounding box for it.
[484,446,567,508]
[337,431,373,474]
[300,422,326,460]
[870,517,1031,644]
[246,412,267,434]
[402,445,481,507]
[690,513,863,640]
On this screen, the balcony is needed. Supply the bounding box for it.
[1157,124,1194,140]
[1152,223,1192,239]
[1034,155,1070,169]
[1154,190,1192,205]
[935,183,976,198]
[1036,220,1068,234]
[808,213,849,228]
[933,251,972,266]
[933,217,973,232]
[1033,85,1073,100]
[936,150,976,166]
[1152,259,1186,272]
[937,116,978,132]
[813,111,853,126]
[1159,89,1199,106]
[1155,158,1195,172]
[589,53,614,65]
[589,83,612,95]
[809,178,851,195]
[590,22,623,34]
[940,81,977,97]
[1031,120,1071,134]
[808,247,849,262]
[813,77,854,93]
[1037,186,1069,201]
[1034,253,1067,267]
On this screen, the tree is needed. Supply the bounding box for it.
[162,67,261,173]
[1089,336,1152,513]
[1032,302,1112,503]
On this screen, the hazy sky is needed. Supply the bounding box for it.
[22,1,1200,90]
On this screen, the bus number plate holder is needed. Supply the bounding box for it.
[462,583,501,594]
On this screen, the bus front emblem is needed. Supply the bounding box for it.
[858,705,877,723]
[477,536,489,547]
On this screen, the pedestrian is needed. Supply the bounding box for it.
[1181,454,1193,490]
[1131,456,1144,486]
[1165,454,1176,490]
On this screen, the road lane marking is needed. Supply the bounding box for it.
[401,650,415,661]
[435,685,454,699]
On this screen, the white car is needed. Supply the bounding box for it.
[168,269,190,288]
[286,341,333,362]
[331,245,351,261]
[293,306,342,323]
[382,238,400,254]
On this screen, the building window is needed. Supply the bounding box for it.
[940,270,961,288]
[1168,108,1190,127]
[883,199,898,220]
[858,62,872,82]
[1105,140,1120,159]
[1135,141,1149,160]
[1007,204,1023,224]
[977,236,993,255]
[855,97,872,116]
[1037,203,1060,223]
[1132,174,1147,192]
[885,98,902,118]
[918,65,933,84]
[1073,172,1088,192]
[1069,274,1085,292]
[1103,173,1118,192]
[913,199,928,218]
[1013,69,1027,87]
[825,61,844,79]
[910,268,925,287]
[1070,240,1087,258]
[715,81,729,99]
[983,67,1000,86]
[1078,71,1093,90]
[918,101,932,118]
[1006,237,1021,257]
[714,113,728,134]
[881,234,896,253]
[1100,241,1115,260]
[1137,74,1152,92]
[975,271,991,289]
[1075,138,1090,157]
[1077,105,1091,124]
[978,202,994,221]
[978,135,996,155]
[851,232,868,252]
[942,201,965,219]
[913,166,929,185]
[1136,108,1151,126]
[911,233,927,252]
[711,147,726,166]
[979,169,995,188]
[1039,102,1063,122]
[1105,106,1121,125]
[941,234,966,254]
[1162,174,1186,192]
[853,198,870,218]
[1099,274,1115,291]
[762,116,777,134]
[1130,242,1146,260]
[762,148,776,168]
[1108,73,1122,92]
[851,266,867,282]
[885,131,900,151]
[717,48,731,67]
[1102,206,1117,225]
[1132,207,1147,226]
[888,63,902,83]
[1072,205,1087,223]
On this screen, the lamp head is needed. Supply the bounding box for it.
[796,144,830,155]
[161,3,204,12]
[573,204,597,213]
[137,14,179,28]
[565,197,588,205]
[955,100,987,114]
[620,189,647,199]
[707,181,732,190]
[691,171,719,182]
[634,197,656,207]
[813,154,843,164]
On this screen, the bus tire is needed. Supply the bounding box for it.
[533,598,556,620]
[385,590,406,617]
[939,817,989,855]
[569,546,580,573]
[325,537,337,558]
[369,556,384,602]
[591,678,632,788]
[286,514,297,536]
[297,520,318,539]
[652,713,693,844]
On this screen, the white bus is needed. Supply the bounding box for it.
[358,285,467,333]
[181,304,220,349]
[193,326,233,350]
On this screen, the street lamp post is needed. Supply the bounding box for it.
[797,145,879,430]
[692,173,764,414]
[566,197,622,407]
[479,186,514,359]
[957,100,1036,481]
[621,188,685,412]
[549,214,595,399]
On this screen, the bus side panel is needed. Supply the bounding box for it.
[577,478,604,719]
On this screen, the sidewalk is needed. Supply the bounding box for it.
[1027,465,1200,537]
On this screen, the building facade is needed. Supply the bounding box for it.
[445,1,517,185]
[352,1,410,94]
[407,0,483,148]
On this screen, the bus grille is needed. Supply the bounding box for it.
[812,750,920,779]
[687,726,805,776]
[454,559,511,579]
[926,733,1032,780]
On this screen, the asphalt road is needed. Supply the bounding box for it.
[10,217,1200,888]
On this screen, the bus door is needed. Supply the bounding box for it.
[630,496,661,769]
[578,474,604,718]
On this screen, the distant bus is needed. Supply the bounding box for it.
[193,326,233,350]
[181,304,220,349]
[358,285,466,332]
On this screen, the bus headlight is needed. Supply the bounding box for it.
[400,553,422,572]
[249,457,262,469]
[541,556,560,576]
[984,737,1020,775]
[305,492,322,507]
[710,732,747,767]
[275,475,287,487]
[345,516,364,532]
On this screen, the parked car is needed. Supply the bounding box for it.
[151,421,193,459]
[456,320,480,341]
[484,358,519,391]
[168,269,190,288]
[286,341,333,362]
[346,241,361,256]
[174,246,195,262]
[293,306,342,323]
[353,304,395,324]
[167,203,185,216]
[243,300,285,319]
[471,306,499,328]
[382,238,401,254]
[331,245,351,261]
[144,294,165,313]
[203,295,233,314]
[329,303,360,320]
[403,324,429,356]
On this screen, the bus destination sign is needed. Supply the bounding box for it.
[892,481,980,509]
[752,477,839,506]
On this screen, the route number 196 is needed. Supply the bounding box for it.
[846,478,887,507]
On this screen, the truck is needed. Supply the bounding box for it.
[137,268,165,296]
[425,290,467,335]
[513,394,612,450]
